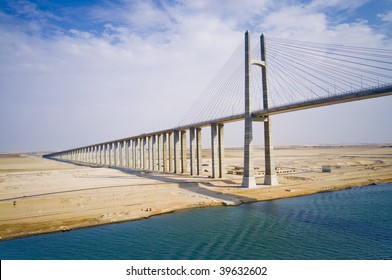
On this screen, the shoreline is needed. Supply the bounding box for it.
[1,145,392,241]
[2,180,391,242]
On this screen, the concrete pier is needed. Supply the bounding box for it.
[168,132,174,172]
[118,141,124,167]
[190,127,197,176]
[158,134,162,171]
[242,30,257,188]
[260,33,278,186]
[174,130,181,174]
[148,136,152,170]
[218,124,225,178]
[211,124,224,178]
[134,140,138,168]
[126,140,130,168]
[163,133,168,172]
[181,130,187,173]
[152,135,156,171]
[142,137,147,170]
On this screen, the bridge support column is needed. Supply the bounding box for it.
[107,144,111,166]
[142,137,147,170]
[132,139,137,168]
[102,145,105,165]
[190,128,196,176]
[181,130,187,173]
[163,133,168,172]
[263,117,278,185]
[158,134,162,171]
[242,30,257,188]
[152,135,156,171]
[211,124,225,178]
[125,140,130,168]
[196,127,202,175]
[137,138,142,169]
[102,146,105,165]
[148,136,152,170]
[218,124,225,178]
[168,132,174,172]
[174,130,181,174]
[114,142,118,166]
[260,33,278,186]
[119,141,123,167]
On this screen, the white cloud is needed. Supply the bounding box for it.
[307,0,370,11]
[379,10,392,23]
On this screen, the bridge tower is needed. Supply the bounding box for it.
[242,31,278,188]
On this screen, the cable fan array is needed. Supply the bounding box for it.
[178,34,392,128]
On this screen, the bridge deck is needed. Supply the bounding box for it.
[177,83,392,129]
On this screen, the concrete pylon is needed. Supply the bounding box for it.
[242,30,257,188]
[260,33,278,186]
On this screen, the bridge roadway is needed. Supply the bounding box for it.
[45,83,392,185]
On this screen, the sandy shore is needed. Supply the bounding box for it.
[1,145,391,240]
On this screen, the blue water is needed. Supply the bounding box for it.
[1,183,391,260]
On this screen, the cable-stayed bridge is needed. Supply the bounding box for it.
[45,31,392,188]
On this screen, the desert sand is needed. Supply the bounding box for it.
[1,145,391,240]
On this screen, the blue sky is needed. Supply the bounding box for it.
[1,0,392,152]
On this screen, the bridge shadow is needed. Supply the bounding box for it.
[109,166,258,204]
[44,158,258,204]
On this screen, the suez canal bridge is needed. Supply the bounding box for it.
[45,31,392,188]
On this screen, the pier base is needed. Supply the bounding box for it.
[241,176,257,188]
[264,174,278,186]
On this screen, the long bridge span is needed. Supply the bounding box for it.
[45,31,392,188]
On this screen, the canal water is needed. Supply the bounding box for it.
[1,183,391,260]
